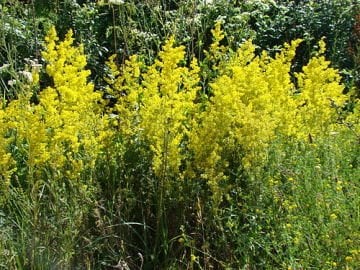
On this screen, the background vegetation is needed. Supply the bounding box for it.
[0,0,359,269]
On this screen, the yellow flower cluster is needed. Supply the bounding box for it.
[0,24,351,198]
[107,37,200,177]
[106,23,348,204]
[141,38,200,177]
[189,26,346,203]
[294,39,346,139]
[3,90,49,169]
[189,38,302,180]
[206,21,228,72]
[40,27,110,174]
[0,107,15,192]
[0,26,110,184]
[105,54,142,136]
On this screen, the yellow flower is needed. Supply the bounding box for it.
[0,26,112,186]
[294,39,346,140]
[102,22,350,209]
[107,36,199,178]
[190,254,198,262]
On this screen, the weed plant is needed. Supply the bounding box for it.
[0,22,359,269]
[0,1,359,269]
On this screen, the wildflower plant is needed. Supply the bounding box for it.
[0,26,112,266]
[187,24,348,206]
[0,107,15,201]
[294,39,347,140]
[106,36,200,178]
[105,36,202,263]
[0,20,358,269]
[1,26,110,182]
[40,27,111,175]
[101,26,358,269]
[106,22,350,209]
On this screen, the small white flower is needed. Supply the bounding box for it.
[19,71,33,83]
[109,0,124,5]
[109,113,119,119]
[7,79,17,87]
[203,0,214,4]
[0,64,10,72]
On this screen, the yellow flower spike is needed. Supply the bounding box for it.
[0,108,16,190]
[205,21,228,72]
[318,37,327,55]
[44,26,58,43]
[235,39,256,66]
[294,39,346,140]
[0,26,112,184]
[106,35,199,179]
[210,21,225,50]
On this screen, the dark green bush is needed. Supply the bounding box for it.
[248,0,358,84]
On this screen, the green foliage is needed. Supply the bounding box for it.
[1,0,358,96]
[248,0,358,86]
[0,0,41,99]
[348,10,360,90]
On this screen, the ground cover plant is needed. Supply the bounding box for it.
[0,0,359,269]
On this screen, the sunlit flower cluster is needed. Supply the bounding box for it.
[0,27,110,186]
[108,22,347,205]
[107,37,200,177]
[106,23,349,205]
[0,23,352,208]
